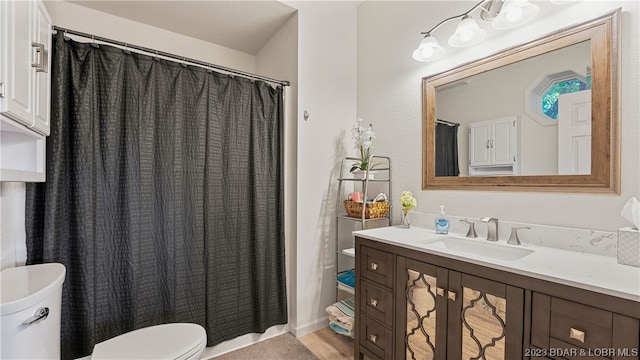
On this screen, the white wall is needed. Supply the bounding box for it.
[0,182,27,269]
[358,1,640,232]
[255,7,299,339]
[45,1,256,73]
[282,0,358,337]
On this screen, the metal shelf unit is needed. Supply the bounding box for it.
[335,156,392,300]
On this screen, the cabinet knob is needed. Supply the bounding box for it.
[569,327,585,343]
[369,334,378,344]
[447,291,457,301]
[370,262,379,271]
[370,298,378,307]
[436,287,445,297]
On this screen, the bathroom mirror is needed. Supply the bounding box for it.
[422,10,620,193]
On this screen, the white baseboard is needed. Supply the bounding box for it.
[288,317,329,338]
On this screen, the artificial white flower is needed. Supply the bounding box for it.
[350,118,376,172]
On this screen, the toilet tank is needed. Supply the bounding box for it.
[1,263,66,359]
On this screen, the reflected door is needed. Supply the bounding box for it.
[558,90,592,175]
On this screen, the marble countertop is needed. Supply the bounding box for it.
[353,226,640,302]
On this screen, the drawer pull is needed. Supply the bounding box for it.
[370,334,378,344]
[447,291,457,301]
[436,287,444,297]
[370,262,379,271]
[569,328,585,343]
[370,298,378,307]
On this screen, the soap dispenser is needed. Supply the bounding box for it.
[435,205,450,234]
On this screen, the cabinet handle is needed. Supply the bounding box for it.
[31,42,48,73]
[486,140,490,149]
[370,298,378,307]
[569,328,585,343]
[370,262,379,271]
[369,334,378,344]
[436,287,445,297]
[447,291,457,301]
[490,139,494,148]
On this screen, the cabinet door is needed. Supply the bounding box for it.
[32,0,51,135]
[397,257,449,360]
[447,272,524,360]
[469,122,491,167]
[0,0,34,126]
[490,118,514,165]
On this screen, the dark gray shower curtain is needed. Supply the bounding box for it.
[435,123,460,176]
[26,33,286,360]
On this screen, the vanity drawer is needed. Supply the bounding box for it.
[360,315,393,360]
[549,297,612,349]
[360,279,393,327]
[360,245,394,288]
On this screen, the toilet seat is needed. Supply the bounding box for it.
[92,323,206,360]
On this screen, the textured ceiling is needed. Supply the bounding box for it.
[67,0,297,54]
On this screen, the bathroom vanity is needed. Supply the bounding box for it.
[353,227,640,360]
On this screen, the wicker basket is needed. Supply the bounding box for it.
[344,200,389,219]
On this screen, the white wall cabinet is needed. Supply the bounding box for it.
[468,116,519,176]
[0,0,52,182]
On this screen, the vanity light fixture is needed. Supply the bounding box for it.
[412,0,541,62]
[448,15,487,48]
[492,0,540,30]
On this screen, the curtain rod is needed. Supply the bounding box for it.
[52,26,290,87]
[436,119,460,127]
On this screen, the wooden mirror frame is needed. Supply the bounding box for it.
[423,9,620,194]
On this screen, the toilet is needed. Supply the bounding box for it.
[1,263,207,360]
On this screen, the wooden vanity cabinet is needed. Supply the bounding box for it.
[397,256,524,360]
[530,293,639,360]
[355,238,524,360]
[354,236,640,360]
[357,244,395,360]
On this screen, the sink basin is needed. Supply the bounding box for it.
[422,236,534,261]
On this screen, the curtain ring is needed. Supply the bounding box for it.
[90,35,99,48]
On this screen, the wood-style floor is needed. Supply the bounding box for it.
[299,326,355,360]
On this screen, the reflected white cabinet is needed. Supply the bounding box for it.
[0,0,51,182]
[468,116,519,176]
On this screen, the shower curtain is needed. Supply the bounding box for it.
[435,123,460,176]
[26,33,286,360]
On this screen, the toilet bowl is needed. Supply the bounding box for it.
[91,323,207,360]
[1,264,207,360]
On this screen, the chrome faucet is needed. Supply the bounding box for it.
[508,226,531,245]
[480,217,498,241]
[459,219,477,238]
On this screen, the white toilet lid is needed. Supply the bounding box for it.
[92,323,206,360]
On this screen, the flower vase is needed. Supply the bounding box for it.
[400,210,410,228]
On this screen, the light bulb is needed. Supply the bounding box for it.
[506,6,523,22]
[421,46,435,58]
[412,35,445,62]
[460,30,474,42]
[448,16,486,48]
[493,0,539,30]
